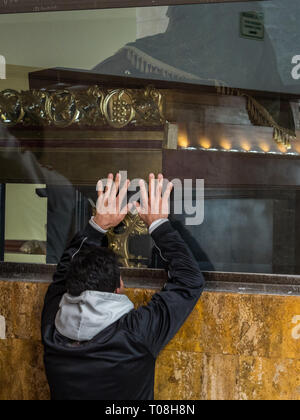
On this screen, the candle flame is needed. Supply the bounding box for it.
[199,137,211,149]
[220,139,232,150]
[259,142,271,153]
[241,141,251,152]
[277,144,287,154]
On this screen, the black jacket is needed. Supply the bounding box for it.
[42,221,205,400]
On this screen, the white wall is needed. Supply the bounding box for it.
[136,6,169,39]
[0,9,137,70]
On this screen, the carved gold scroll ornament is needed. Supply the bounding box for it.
[107,213,148,268]
[0,86,164,129]
[91,207,148,268]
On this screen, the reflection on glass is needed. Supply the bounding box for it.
[0,1,300,277]
[93,1,300,94]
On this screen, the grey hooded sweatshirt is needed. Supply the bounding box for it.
[55,291,134,342]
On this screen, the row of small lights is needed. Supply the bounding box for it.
[178,136,300,156]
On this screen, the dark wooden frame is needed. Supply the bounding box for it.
[0,184,5,262]
[163,150,300,189]
[0,1,266,14]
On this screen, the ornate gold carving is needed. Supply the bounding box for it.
[0,89,25,126]
[21,90,49,125]
[0,86,165,128]
[102,89,135,129]
[45,90,80,128]
[76,86,105,126]
[107,213,148,268]
[20,240,47,255]
[133,86,164,126]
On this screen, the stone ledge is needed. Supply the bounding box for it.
[1,262,300,296]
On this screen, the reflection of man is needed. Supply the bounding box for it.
[42,173,204,400]
[0,123,75,263]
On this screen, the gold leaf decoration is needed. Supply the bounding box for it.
[107,213,148,268]
[0,86,165,128]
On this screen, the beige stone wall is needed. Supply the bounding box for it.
[0,280,299,400]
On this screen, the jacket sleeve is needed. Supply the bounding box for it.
[127,221,205,358]
[41,224,106,328]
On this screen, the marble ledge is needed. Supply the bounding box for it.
[0,262,299,296]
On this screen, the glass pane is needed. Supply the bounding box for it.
[0,1,300,276]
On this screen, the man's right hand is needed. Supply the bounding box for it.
[94,173,131,230]
[134,173,173,227]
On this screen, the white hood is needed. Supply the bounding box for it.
[55,291,134,342]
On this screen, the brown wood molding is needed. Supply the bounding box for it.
[163,149,300,188]
[5,240,25,254]
[29,68,300,102]
[1,126,164,150]
[0,1,265,15]
[0,138,163,150]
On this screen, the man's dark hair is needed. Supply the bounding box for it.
[66,245,121,296]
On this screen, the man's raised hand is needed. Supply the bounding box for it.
[94,173,131,230]
[134,173,173,227]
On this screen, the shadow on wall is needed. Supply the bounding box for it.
[0,123,76,264]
